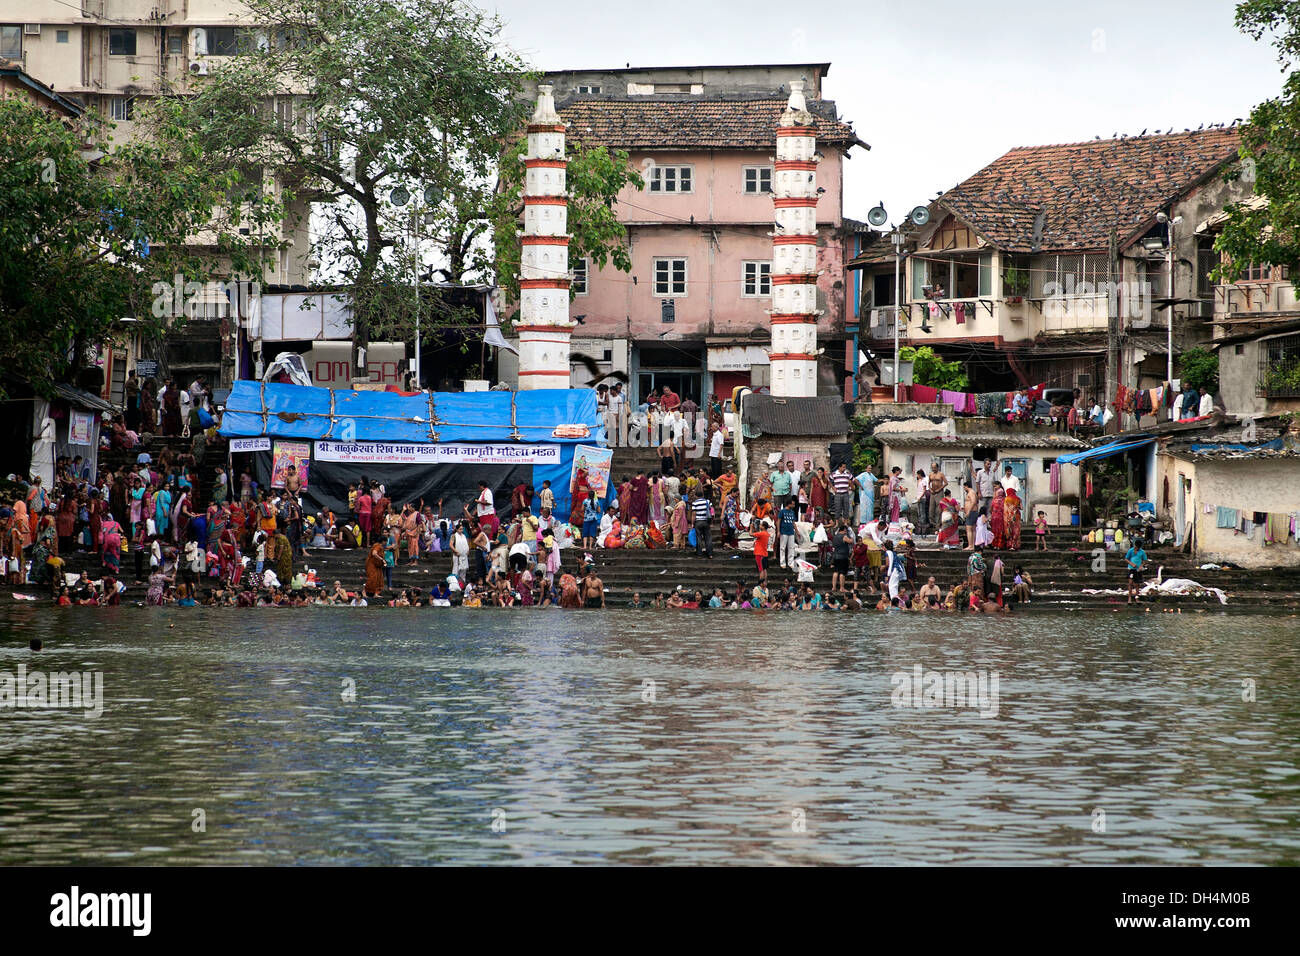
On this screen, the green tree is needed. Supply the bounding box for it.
[1218,1,1300,285]
[1178,347,1219,391]
[0,97,274,398]
[158,0,640,363]
[491,136,643,312]
[900,346,969,390]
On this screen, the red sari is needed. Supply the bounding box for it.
[989,488,1006,549]
[569,469,590,526]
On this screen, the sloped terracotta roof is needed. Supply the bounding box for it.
[939,128,1242,254]
[556,95,866,151]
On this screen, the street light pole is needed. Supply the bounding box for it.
[414,209,421,390]
[893,228,903,402]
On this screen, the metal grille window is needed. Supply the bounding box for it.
[0,26,21,59]
[108,28,136,56]
[1260,333,1300,398]
[653,258,687,296]
[572,257,588,295]
[743,166,772,194]
[1031,254,1108,297]
[649,165,693,193]
[1197,237,1219,297]
[742,261,771,296]
[109,97,134,121]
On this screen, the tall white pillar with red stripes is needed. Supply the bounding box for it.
[769,79,821,398]
[517,84,574,390]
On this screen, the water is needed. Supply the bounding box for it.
[1,606,1299,865]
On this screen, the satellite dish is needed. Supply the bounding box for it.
[391,186,410,207]
[867,205,888,228]
[909,206,931,226]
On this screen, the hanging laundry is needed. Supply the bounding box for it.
[1264,513,1290,545]
[1049,462,1060,495]
[1252,511,1267,525]
[1215,506,1239,529]
[929,302,940,319]
[940,389,964,410]
[910,384,938,403]
[954,302,966,325]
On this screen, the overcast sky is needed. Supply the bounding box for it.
[486,0,1287,225]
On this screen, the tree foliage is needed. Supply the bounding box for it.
[491,136,643,316]
[157,0,640,354]
[900,346,968,390]
[1218,1,1300,285]
[1178,346,1220,391]
[0,97,274,397]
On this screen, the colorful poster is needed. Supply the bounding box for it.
[68,411,94,446]
[571,444,613,499]
[271,441,311,489]
[313,441,561,465]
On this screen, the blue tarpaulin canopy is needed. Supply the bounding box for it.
[220,381,604,444]
[1055,436,1155,466]
[1189,437,1284,453]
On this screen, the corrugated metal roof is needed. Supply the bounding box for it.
[52,382,115,413]
[741,394,850,436]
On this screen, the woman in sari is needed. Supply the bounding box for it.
[569,468,591,526]
[937,491,962,549]
[624,518,646,549]
[86,490,104,555]
[154,482,172,539]
[128,476,145,538]
[974,509,994,548]
[273,530,293,586]
[721,490,738,548]
[989,484,1007,550]
[810,467,830,518]
[669,498,689,548]
[617,478,632,524]
[648,475,666,526]
[1003,488,1022,550]
[161,383,182,436]
[628,473,649,524]
[31,517,59,590]
[140,378,158,432]
[605,516,624,549]
[146,561,172,605]
[100,514,124,575]
[172,488,193,543]
[219,523,242,586]
[55,493,77,554]
[887,467,905,524]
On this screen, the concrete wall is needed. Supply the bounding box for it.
[1168,455,1300,568]
[879,442,1081,521]
[1217,335,1300,418]
[744,433,846,502]
[529,64,827,100]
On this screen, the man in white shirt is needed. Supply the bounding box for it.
[1198,386,1214,418]
[708,425,725,479]
[475,481,498,537]
[1001,465,1020,497]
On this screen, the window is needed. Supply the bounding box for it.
[1196,237,1219,297]
[653,258,687,296]
[648,164,692,193]
[576,85,601,94]
[109,28,136,56]
[109,97,134,121]
[167,31,182,54]
[742,260,771,297]
[744,166,772,194]
[572,257,589,295]
[57,29,69,44]
[1260,332,1300,398]
[207,27,255,56]
[275,96,294,130]
[1,25,22,59]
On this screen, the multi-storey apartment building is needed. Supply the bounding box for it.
[8,2,315,393]
[850,128,1249,402]
[506,63,867,405]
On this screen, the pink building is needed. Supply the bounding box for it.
[511,63,866,406]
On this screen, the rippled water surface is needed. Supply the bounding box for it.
[1,606,1298,865]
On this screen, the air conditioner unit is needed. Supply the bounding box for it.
[188,60,208,75]
[23,24,41,36]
